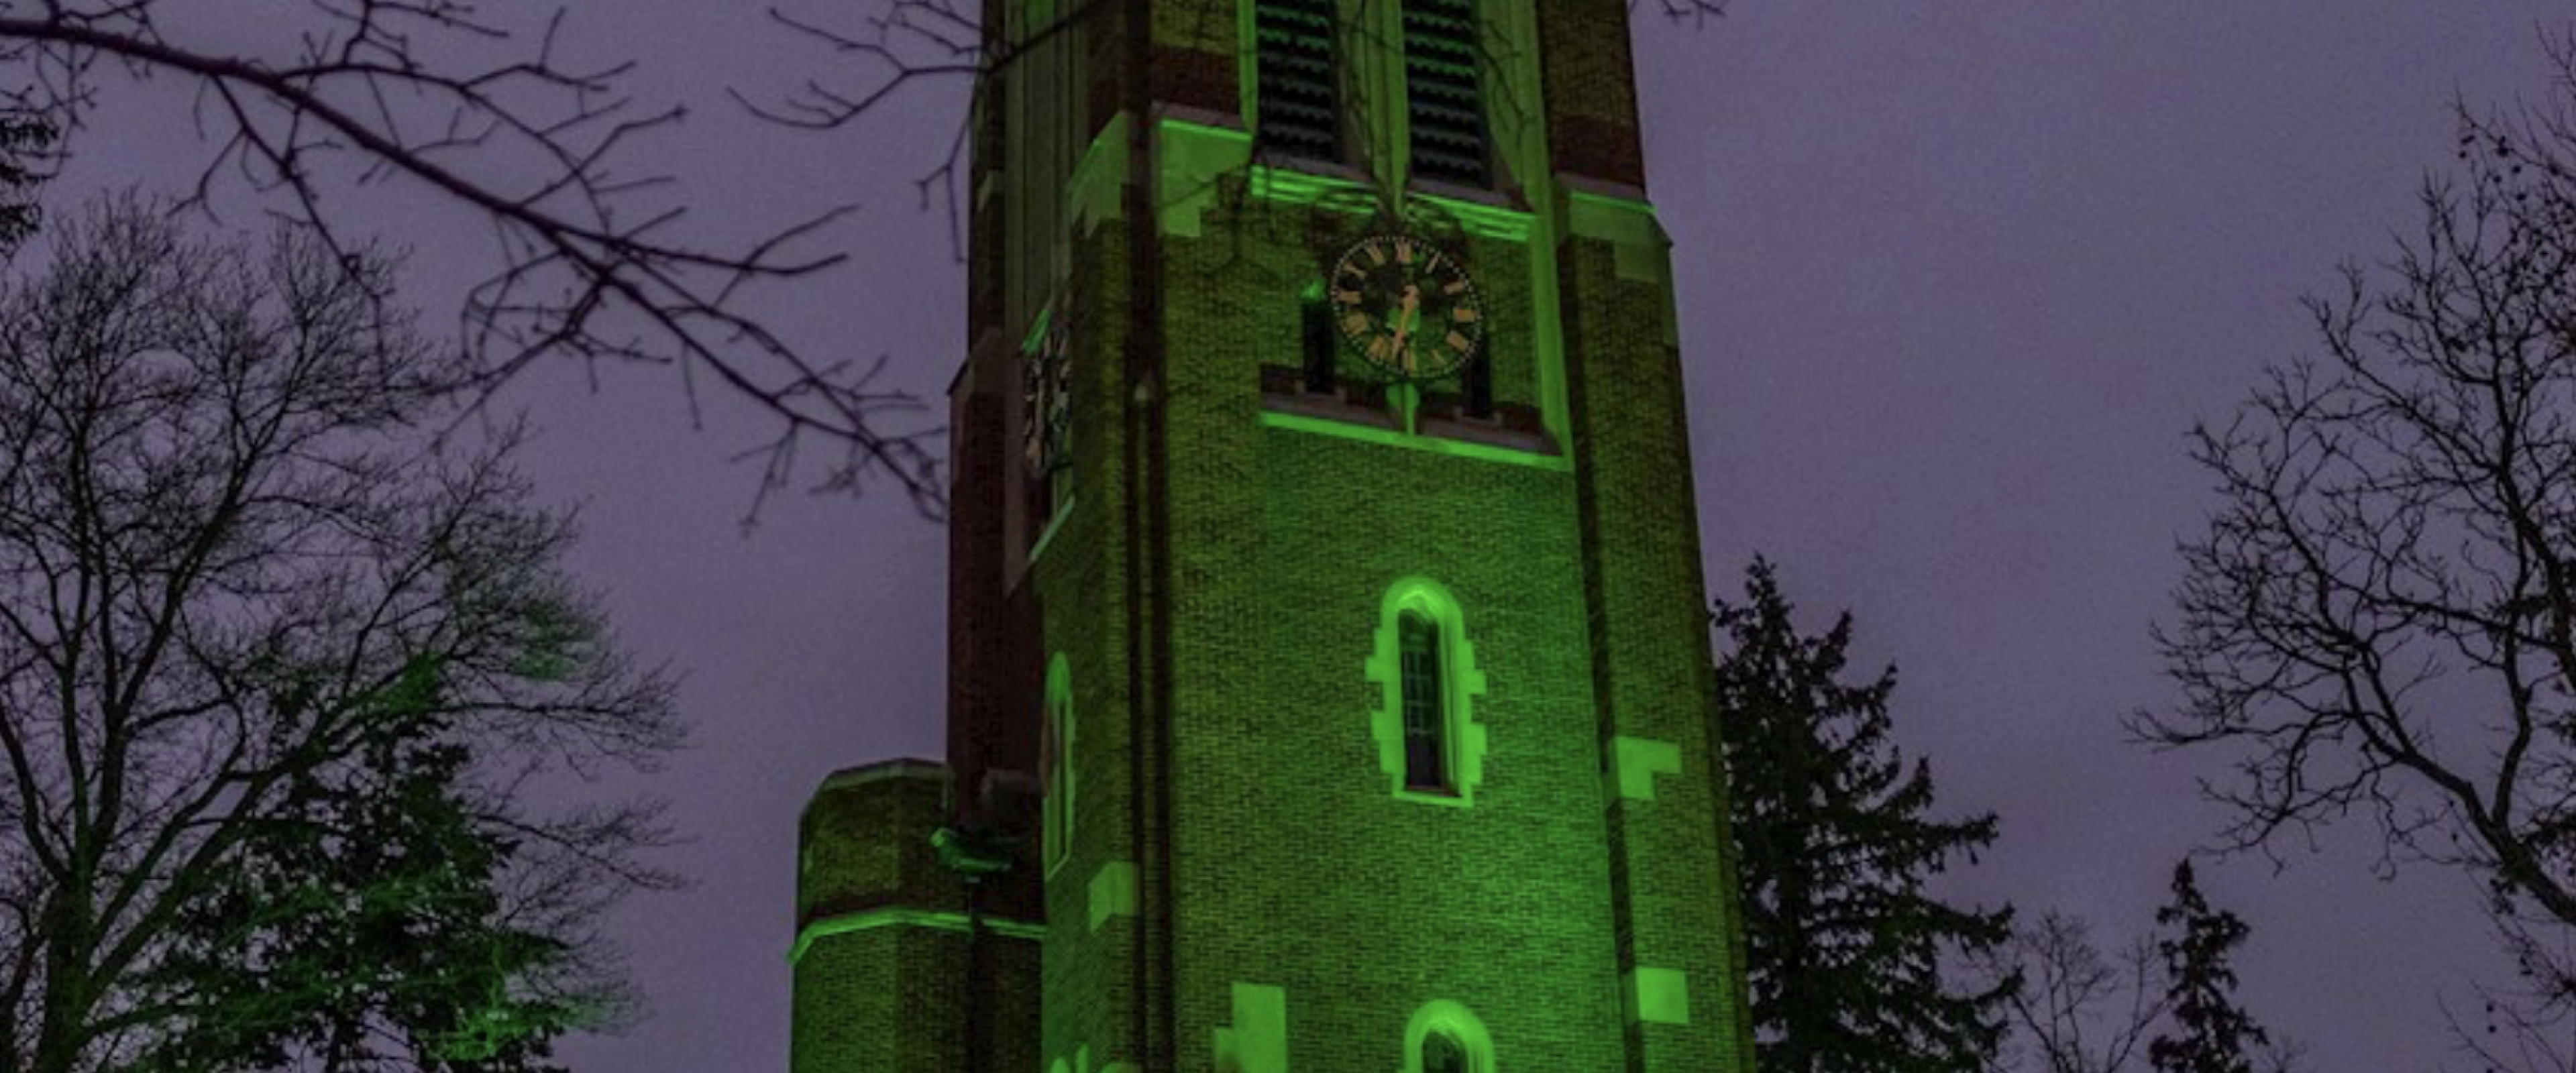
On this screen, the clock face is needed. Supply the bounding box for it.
[1021,315,1071,475]
[1328,233,1485,380]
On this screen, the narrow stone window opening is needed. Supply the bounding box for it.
[1399,610,1448,790]
[1403,1002,1495,1073]
[1460,353,1491,418]
[1301,282,1338,394]
[1421,1031,1467,1073]
[1368,577,1487,804]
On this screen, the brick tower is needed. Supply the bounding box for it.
[789,0,1756,1070]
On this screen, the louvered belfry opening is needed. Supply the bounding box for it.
[1402,0,1489,186]
[1255,0,1345,162]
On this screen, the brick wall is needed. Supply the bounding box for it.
[791,763,1047,1073]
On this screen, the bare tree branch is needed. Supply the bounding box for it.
[0,1,945,515]
[2139,27,2576,1073]
[1976,911,2170,1073]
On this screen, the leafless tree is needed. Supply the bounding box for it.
[0,0,1726,516]
[2134,29,2576,1061]
[1978,907,2304,1073]
[0,197,679,1073]
[0,0,944,511]
[1980,912,2168,1073]
[2441,911,2576,1073]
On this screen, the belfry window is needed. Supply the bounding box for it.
[1401,0,1489,186]
[1399,611,1447,789]
[1254,0,1344,162]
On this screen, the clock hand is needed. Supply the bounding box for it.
[1393,284,1422,373]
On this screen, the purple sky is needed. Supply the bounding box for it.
[61,3,2576,1070]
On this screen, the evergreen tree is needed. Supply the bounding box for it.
[1714,558,2017,1073]
[2147,862,2271,1073]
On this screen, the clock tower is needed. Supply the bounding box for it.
[788,1,1756,1071]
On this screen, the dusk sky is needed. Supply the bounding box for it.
[59,3,2576,1071]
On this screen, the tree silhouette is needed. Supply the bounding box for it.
[2147,863,2271,1073]
[0,2,943,508]
[1715,557,2016,1073]
[1980,911,2167,1073]
[0,0,1737,514]
[0,199,678,1073]
[2135,30,2576,1044]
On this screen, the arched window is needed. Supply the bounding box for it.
[1401,0,1489,186]
[1398,611,1447,789]
[1366,577,1489,805]
[1042,655,1074,876]
[1421,1030,1466,1073]
[1253,0,1344,162]
[1403,1001,1493,1073]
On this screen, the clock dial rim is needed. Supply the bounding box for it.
[1327,233,1485,382]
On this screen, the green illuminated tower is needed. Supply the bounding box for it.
[789,1,1756,1071]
